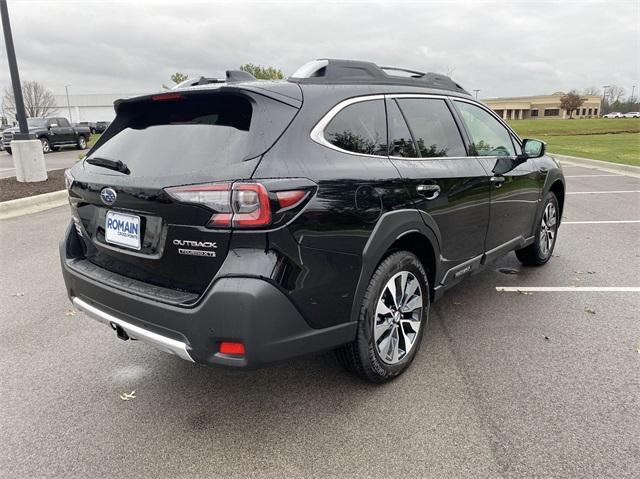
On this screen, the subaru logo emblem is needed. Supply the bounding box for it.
[100,187,117,206]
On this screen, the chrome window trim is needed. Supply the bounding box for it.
[310,94,386,158]
[309,92,522,160]
[388,93,448,100]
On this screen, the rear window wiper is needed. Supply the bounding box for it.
[86,157,130,174]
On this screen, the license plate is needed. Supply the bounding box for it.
[105,211,141,250]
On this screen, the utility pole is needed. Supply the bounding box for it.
[631,84,636,103]
[601,85,609,116]
[1,0,30,139]
[473,89,480,100]
[1,0,47,182]
[65,85,72,122]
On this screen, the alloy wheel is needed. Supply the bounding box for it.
[539,202,557,257]
[41,139,50,153]
[373,271,423,365]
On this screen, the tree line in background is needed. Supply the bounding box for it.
[162,64,284,89]
[581,85,639,114]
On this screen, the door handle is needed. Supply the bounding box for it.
[416,184,440,200]
[490,176,505,188]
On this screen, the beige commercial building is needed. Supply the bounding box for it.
[483,93,602,120]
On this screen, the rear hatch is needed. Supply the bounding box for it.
[67,87,300,294]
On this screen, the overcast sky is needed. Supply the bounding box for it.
[1,0,638,100]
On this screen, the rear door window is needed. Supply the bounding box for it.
[387,99,418,158]
[396,98,466,158]
[324,100,387,156]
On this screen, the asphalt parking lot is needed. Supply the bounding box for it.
[0,149,80,179]
[1,161,638,478]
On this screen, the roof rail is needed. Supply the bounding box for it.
[289,59,468,94]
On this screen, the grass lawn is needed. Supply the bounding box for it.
[507,117,640,137]
[541,133,640,166]
[87,133,101,148]
[507,118,640,166]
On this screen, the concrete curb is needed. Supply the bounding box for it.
[0,190,68,220]
[552,153,640,178]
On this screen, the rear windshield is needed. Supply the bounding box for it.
[85,92,296,179]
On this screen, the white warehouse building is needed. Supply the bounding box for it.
[52,93,144,123]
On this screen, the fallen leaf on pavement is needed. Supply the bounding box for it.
[120,390,136,401]
[517,290,533,295]
[65,310,76,316]
[584,308,596,315]
[11,292,25,297]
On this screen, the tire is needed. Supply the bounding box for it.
[77,136,87,150]
[40,138,51,154]
[516,191,559,266]
[5,147,11,155]
[336,251,429,383]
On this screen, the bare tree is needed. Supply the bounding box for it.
[582,86,600,96]
[2,81,58,119]
[606,85,626,103]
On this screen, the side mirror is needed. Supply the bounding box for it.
[521,139,545,159]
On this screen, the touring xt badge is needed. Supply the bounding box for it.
[173,239,217,258]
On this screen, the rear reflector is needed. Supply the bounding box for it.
[275,190,307,209]
[219,342,245,356]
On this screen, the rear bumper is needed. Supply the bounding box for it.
[71,297,195,362]
[60,226,356,368]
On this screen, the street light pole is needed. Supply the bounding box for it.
[65,84,72,122]
[473,89,480,99]
[601,85,609,116]
[1,0,31,139]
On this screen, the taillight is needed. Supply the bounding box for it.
[275,190,308,209]
[165,182,279,228]
[231,183,271,227]
[64,169,74,190]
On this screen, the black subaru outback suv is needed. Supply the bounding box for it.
[60,60,565,382]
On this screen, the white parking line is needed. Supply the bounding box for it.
[496,286,640,292]
[562,220,640,224]
[564,174,621,178]
[566,191,640,195]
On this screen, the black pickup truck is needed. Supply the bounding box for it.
[2,117,91,154]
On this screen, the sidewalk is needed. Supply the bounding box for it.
[552,153,640,178]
